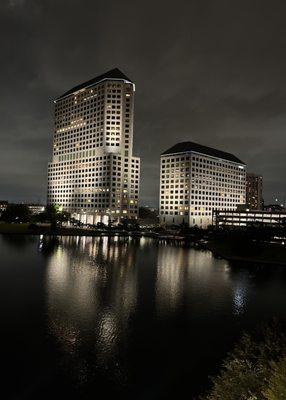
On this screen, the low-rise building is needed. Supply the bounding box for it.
[213,209,286,227]
[28,204,45,215]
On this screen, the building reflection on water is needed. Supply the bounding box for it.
[155,246,187,313]
[43,236,141,385]
[40,235,252,387]
[155,245,250,317]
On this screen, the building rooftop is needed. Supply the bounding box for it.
[161,141,245,164]
[56,68,133,101]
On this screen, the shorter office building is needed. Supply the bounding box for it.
[159,141,246,228]
[246,173,263,210]
[214,209,286,227]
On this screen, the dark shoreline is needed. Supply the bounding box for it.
[206,238,286,266]
[2,223,286,266]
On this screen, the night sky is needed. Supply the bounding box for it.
[1,0,286,206]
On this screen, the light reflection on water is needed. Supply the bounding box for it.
[44,236,251,385]
[24,234,286,397]
[155,245,239,317]
[45,236,139,384]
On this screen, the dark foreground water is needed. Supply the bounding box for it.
[1,235,286,399]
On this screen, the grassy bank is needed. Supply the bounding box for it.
[0,223,37,234]
[0,223,103,236]
[0,223,140,237]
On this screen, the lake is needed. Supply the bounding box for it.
[1,234,286,399]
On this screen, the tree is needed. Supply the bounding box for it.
[0,204,32,223]
[138,206,159,224]
[121,217,140,230]
[37,204,70,232]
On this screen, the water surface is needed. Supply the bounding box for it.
[1,234,286,399]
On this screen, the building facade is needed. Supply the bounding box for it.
[159,142,246,228]
[27,205,45,215]
[214,209,286,227]
[246,173,263,210]
[0,201,8,216]
[47,69,140,225]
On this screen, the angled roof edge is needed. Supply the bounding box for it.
[161,141,245,164]
[55,68,133,101]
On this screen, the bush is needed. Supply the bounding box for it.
[201,321,286,400]
[263,356,286,399]
[1,204,32,223]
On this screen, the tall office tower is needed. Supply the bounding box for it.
[159,142,246,228]
[47,68,140,224]
[246,173,263,210]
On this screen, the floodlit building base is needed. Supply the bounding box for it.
[71,212,136,225]
[161,214,212,228]
[72,213,110,225]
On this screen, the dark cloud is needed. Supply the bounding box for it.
[0,0,286,204]
[8,0,26,8]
